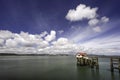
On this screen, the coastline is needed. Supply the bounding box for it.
[0,53,120,58]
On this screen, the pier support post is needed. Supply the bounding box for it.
[90,57,99,69]
[110,57,120,73]
[110,58,113,72]
[96,57,99,69]
[118,58,120,73]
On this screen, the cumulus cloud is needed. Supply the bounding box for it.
[0,30,82,54]
[0,30,13,39]
[88,17,109,26]
[38,37,80,54]
[40,31,48,37]
[88,18,99,26]
[5,39,17,47]
[88,17,109,32]
[66,4,98,21]
[0,39,4,46]
[45,30,56,42]
[0,27,119,55]
[52,38,69,46]
[101,16,109,23]
[0,30,52,53]
[66,4,110,33]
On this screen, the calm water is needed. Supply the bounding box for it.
[0,56,120,80]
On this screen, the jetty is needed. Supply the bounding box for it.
[76,52,120,73]
[76,52,99,69]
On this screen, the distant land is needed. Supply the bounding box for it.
[0,53,70,56]
[0,53,120,58]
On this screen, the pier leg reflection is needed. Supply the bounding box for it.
[76,66,100,80]
[111,72,115,80]
[111,71,120,80]
[91,69,100,80]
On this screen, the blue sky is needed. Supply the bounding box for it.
[0,0,119,33]
[0,0,120,55]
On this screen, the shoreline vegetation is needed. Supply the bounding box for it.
[0,53,120,58]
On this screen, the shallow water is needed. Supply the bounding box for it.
[0,56,119,80]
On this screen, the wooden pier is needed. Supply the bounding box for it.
[110,57,120,73]
[76,52,120,73]
[77,57,99,69]
[77,56,120,73]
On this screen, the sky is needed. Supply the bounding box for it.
[0,0,120,55]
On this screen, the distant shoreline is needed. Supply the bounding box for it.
[0,53,70,56]
[0,53,120,58]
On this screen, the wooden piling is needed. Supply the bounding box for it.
[111,58,113,72]
[118,58,120,73]
[77,57,88,66]
[90,57,99,69]
[110,57,120,73]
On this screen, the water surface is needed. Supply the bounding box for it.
[0,56,119,80]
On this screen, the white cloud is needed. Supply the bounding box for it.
[0,26,119,55]
[0,30,13,39]
[66,4,110,33]
[14,33,36,47]
[0,30,80,54]
[58,30,64,34]
[66,4,98,21]
[37,41,49,48]
[40,31,48,37]
[79,34,120,55]
[101,16,109,23]
[52,38,69,46]
[88,16,109,32]
[88,17,109,27]
[12,32,49,48]
[67,19,120,55]
[41,37,80,54]
[88,18,99,26]
[0,39,4,46]
[0,30,83,54]
[5,39,17,47]
[45,30,56,42]
[0,30,50,49]
[93,26,101,32]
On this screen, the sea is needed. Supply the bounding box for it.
[0,56,119,80]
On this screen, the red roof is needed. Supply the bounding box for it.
[77,52,87,56]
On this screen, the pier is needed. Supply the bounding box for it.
[76,52,99,69]
[77,56,99,69]
[76,53,120,73]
